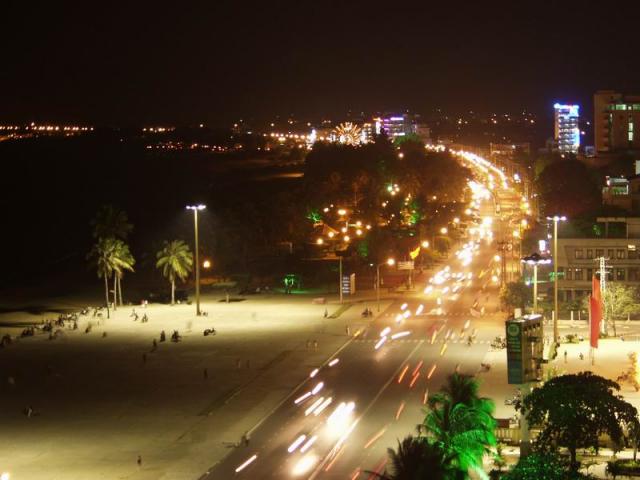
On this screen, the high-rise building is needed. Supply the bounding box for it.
[376,113,418,138]
[594,90,640,153]
[553,103,580,153]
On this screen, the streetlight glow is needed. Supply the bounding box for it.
[421,240,430,248]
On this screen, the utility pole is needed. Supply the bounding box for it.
[598,256,608,334]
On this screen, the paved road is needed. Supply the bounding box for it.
[200,226,505,479]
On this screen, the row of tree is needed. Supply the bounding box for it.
[87,205,194,307]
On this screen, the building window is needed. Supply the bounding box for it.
[617,249,626,259]
[587,249,593,259]
[608,249,615,259]
[629,245,638,259]
[617,268,626,281]
[596,249,604,258]
[587,268,593,280]
[566,269,573,280]
[575,268,584,281]
[574,249,584,259]
[629,268,640,281]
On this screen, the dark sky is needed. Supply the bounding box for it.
[1,0,638,126]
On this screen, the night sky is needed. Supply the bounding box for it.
[1,0,639,126]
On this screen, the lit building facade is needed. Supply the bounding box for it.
[594,90,640,153]
[376,113,418,139]
[553,103,580,153]
[555,217,640,300]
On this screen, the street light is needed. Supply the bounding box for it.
[546,215,567,344]
[376,258,395,312]
[186,204,206,316]
[521,252,552,314]
[421,240,430,248]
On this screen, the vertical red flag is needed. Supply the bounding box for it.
[590,275,602,348]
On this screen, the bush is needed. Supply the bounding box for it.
[606,459,640,477]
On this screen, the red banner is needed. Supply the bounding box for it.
[589,296,600,348]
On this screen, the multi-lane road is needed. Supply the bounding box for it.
[201,153,521,479]
[202,226,511,478]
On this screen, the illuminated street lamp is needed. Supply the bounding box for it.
[203,259,211,269]
[421,240,430,248]
[546,215,567,344]
[376,258,395,312]
[186,204,206,316]
[440,227,448,235]
[521,252,552,314]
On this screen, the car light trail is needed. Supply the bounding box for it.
[391,330,410,340]
[294,392,312,404]
[234,454,257,473]
[309,368,319,378]
[430,330,437,344]
[416,304,424,315]
[305,397,325,416]
[397,365,409,383]
[409,372,420,388]
[350,468,361,480]
[292,454,318,476]
[412,360,423,376]
[395,401,405,420]
[369,458,387,479]
[288,434,307,453]
[440,343,448,356]
[400,303,408,310]
[313,397,333,415]
[299,435,317,453]
[311,381,324,394]
[324,445,345,471]
[374,336,387,350]
[423,388,429,405]
[364,425,388,449]
[328,358,339,367]
[427,364,437,379]
[380,326,391,337]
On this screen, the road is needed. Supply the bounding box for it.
[200,153,518,479]
[201,231,507,478]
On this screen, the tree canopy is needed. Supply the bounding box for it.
[535,160,600,218]
[520,372,639,468]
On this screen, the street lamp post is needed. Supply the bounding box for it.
[376,258,395,312]
[338,256,343,304]
[186,204,206,316]
[521,253,552,314]
[546,215,566,344]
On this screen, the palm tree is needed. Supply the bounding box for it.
[374,436,449,480]
[156,240,193,305]
[88,237,118,309]
[433,373,492,409]
[111,240,135,308]
[91,205,133,240]
[421,401,496,478]
[420,373,497,479]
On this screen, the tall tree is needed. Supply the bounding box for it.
[535,160,600,218]
[156,240,193,305]
[499,282,529,312]
[91,205,133,240]
[88,237,118,309]
[111,240,135,307]
[520,372,639,469]
[602,283,640,336]
[421,373,496,478]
